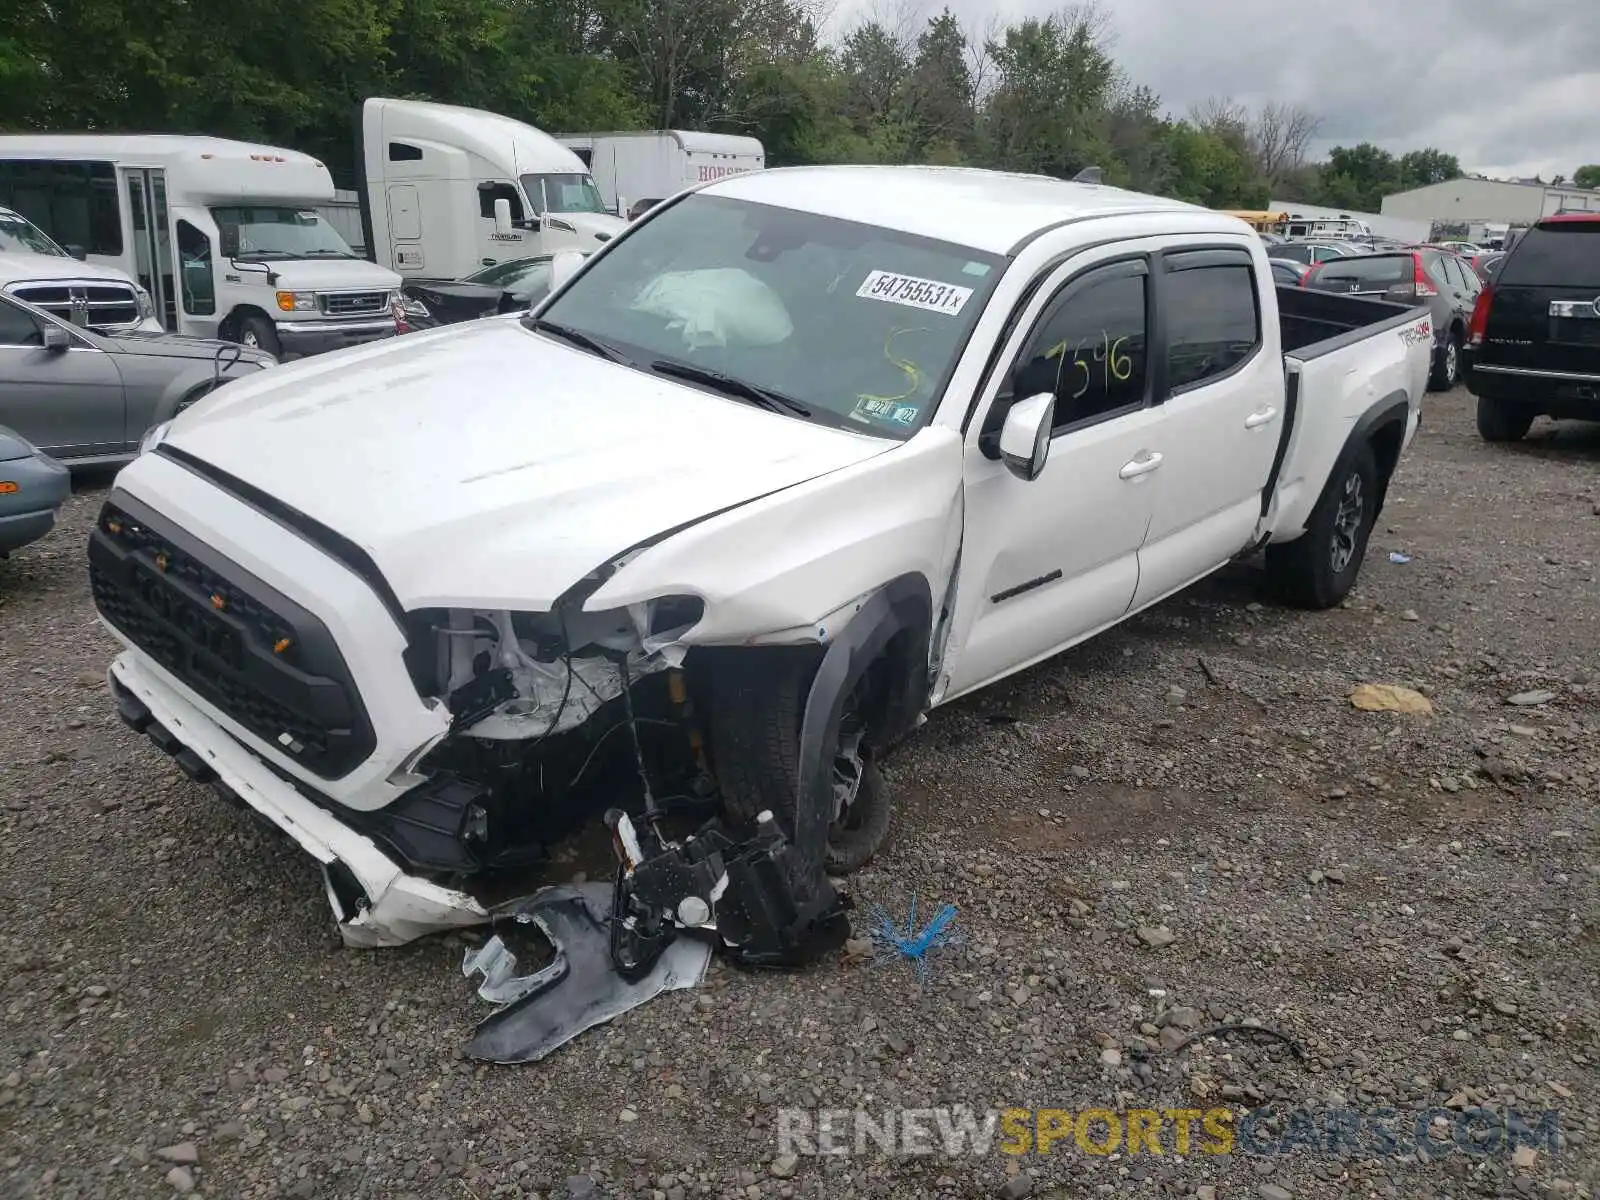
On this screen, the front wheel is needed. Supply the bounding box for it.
[1476,395,1533,443]
[235,315,283,359]
[707,652,892,875]
[1264,441,1379,610]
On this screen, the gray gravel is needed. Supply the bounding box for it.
[2,388,1597,1200]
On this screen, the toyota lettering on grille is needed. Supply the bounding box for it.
[130,563,245,671]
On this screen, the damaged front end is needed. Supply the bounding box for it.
[375,588,857,1060]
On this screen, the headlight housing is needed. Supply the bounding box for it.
[138,420,172,456]
[275,290,317,312]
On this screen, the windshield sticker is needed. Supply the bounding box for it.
[857,270,973,316]
[849,396,922,427]
[962,262,992,276]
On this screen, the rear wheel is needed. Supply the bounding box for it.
[707,652,892,874]
[1265,441,1379,609]
[1428,332,1460,391]
[1476,395,1534,443]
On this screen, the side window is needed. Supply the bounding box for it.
[0,298,42,347]
[1164,260,1261,391]
[0,159,122,256]
[478,182,524,222]
[1011,265,1148,432]
[388,142,423,162]
[176,220,215,316]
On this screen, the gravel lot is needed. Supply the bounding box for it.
[2,387,1596,1200]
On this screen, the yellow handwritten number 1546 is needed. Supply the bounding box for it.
[1045,330,1132,398]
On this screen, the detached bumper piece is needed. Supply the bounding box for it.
[462,882,711,1065]
[460,810,850,1065]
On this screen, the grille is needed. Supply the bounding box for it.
[8,280,141,329]
[318,290,388,317]
[89,499,376,779]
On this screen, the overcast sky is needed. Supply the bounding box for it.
[827,0,1600,182]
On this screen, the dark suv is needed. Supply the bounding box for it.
[1464,213,1600,442]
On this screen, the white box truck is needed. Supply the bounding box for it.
[555,131,764,219]
[360,98,626,282]
[0,136,404,358]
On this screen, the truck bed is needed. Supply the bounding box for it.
[1276,284,1420,357]
[1263,285,1433,547]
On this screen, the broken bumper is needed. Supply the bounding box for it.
[109,650,488,947]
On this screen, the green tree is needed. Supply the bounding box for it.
[1573,164,1600,189]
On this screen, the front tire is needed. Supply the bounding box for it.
[707,652,892,874]
[236,315,283,359]
[1476,394,1533,443]
[1265,441,1379,609]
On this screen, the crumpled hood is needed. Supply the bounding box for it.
[161,318,893,610]
[254,258,401,292]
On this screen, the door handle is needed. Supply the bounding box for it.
[1245,407,1279,429]
[1119,451,1164,479]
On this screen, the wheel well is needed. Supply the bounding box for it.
[1368,418,1407,515]
[219,305,272,342]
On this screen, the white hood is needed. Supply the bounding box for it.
[261,257,401,292]
[562,212,627,246]
[162,317,892,610]
[0,250,142,289]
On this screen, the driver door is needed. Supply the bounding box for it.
[940,253,1165,700]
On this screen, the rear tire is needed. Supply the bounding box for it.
[1476,395,1533,443]
[1428,332,1460,391]
[236,315,283,359]
[1265,441,1379,610]
[706,652,892,874]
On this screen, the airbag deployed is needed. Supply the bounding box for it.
[462,881,711,1065]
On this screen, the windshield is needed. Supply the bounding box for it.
[520,173,608,216]
[210,206,357,260]
[469,256,554,287]
[535,193,1004,437]
[0,212,68,257]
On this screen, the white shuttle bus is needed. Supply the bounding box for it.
[360,98,626,282]
[554,130,764,220]
[0,135,404,358]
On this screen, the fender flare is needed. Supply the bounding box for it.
[1287,388,1411,538]
[789,574,931,898]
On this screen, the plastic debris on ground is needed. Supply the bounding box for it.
[864,897,961,982]
[1389,551,1412,564]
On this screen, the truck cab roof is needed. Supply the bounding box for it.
[696,165,1222,255]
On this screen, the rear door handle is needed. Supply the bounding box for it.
[1245,407,1279,429]
[1119,451,1164,479]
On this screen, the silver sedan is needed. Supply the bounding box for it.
[0,291,276,468]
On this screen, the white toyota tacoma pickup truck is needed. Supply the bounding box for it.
[93,166,1431,960]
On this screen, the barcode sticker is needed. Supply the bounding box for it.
[856,270,973,316]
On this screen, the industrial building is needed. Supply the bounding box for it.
[1380,176,1600,225]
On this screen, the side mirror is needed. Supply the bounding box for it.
[493,197,513,237]
[219,225,240,258]
[66,244,87,261]
[998,392,1053,481]
[41,324,73,353]
[542,250,587,301]
[615,194,627,218]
